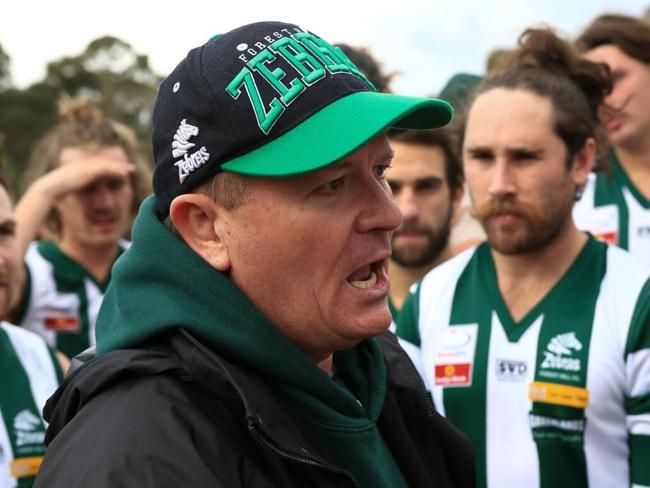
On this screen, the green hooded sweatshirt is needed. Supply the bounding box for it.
[96,195,409,488]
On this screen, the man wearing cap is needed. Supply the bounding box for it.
[34,22,474,488]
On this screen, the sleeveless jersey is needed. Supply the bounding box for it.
[574,154,650,266]
[396,237,650,488]
[15,240,127,358]
[0,321,62,487]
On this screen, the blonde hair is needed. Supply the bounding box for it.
[25,97,152,234]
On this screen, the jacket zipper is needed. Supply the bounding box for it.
[177,329,361,487]
[248,421,361,488]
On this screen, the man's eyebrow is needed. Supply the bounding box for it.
[465,145,492,153]
[324,160,352,172]
[324,149,394,172]
[464,146,493,156]
[506,147,545,157]
[465,145,545,156]
[382,149,395,163]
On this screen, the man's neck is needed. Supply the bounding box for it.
[57,238,119,283]
[491,221,588,323]
[318,355,334,375]
[614,142,650,200]
[389,246,453,311]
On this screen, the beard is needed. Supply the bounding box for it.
[0,278,14,320]
[391,209,453,268]
[471,182,574,255]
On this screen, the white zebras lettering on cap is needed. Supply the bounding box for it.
[172,119,198,158]
[171,119,211,184]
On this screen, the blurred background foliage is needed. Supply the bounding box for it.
[0,36,161,194]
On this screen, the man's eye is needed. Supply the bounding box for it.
[387,181,401,194]
[79,183,97,195]
[512,152,540,165]
[374,165,390,179]
[106,178,127,192]
[415,180,441,192]
[323,177,344,192]
[0,218,16,238]
[471,152,493,161]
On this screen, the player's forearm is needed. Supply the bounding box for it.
[14,176,61,260]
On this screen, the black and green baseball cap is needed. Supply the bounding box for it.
[152,21,452,215]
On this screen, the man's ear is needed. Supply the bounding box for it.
[572,137,596,187]
[450,184,465,227]
[169,193,231,272]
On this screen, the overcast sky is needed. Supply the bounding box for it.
[2,0,648,97]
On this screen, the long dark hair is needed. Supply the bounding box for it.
[466,28,612,161]
[576,14,650,64]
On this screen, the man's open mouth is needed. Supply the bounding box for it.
[347,260,384,289]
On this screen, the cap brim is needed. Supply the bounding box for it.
[221,91,453,176]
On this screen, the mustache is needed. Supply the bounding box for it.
[471,199,537,221]
[394,223,432,235]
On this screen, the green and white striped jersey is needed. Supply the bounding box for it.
[574,155,650,266]
[14,241,127,358]
[396,237,650,488]
[0,321,62,487]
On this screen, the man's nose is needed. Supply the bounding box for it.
[90,183,116,207]
[395,187,418,222]
[487,160,516,199]
[356,181,401,234]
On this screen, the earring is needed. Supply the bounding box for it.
[574,184,585,201]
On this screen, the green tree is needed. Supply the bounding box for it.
[0,42,50,191]
[0,42,10,92]
[41,36,160,165]
[0,85,59,191]
[0,43,10,187]
[0,36,161,194]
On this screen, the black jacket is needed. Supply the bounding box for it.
[35,328,474,488]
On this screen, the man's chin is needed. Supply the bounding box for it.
[0,295,7,319]
[391,244,428,266]
[348,308,393,339]
[391,249,436,268]
[486,227,552,256]
[82,233,124,250]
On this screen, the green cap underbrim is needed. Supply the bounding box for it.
[221,91,453,176]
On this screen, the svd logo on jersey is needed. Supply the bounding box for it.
[496,358,528,381]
